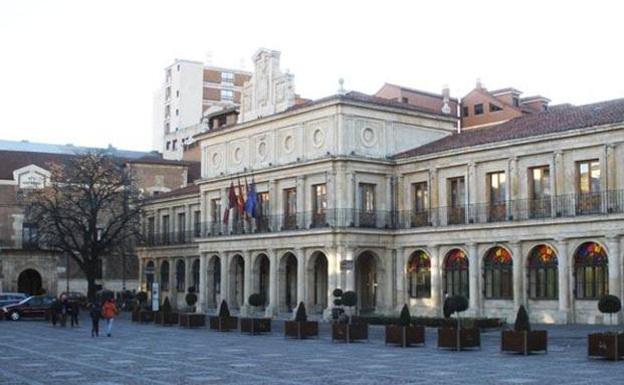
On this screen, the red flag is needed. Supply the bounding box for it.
[237,178,245,215]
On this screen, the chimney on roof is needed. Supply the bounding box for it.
[476,78,483,89]
[441,84,451,115]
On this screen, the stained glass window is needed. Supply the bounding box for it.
[484,247,513,299]
[407,250,431,298]
[443,249,469,297]
[575,242,608,299]
[528,245,558,300]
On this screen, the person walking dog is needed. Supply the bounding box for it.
[101,298,118,337]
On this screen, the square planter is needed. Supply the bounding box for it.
[438,327,480,350]
[284,321,319,339]
[385,325,425,347]
[209,316,238,332]
[332,323,368,343]
[179,313,206,328]
[157,312,179,326]
[588,332,624,361]
[240,318,272,335]
[501,330,548,355]
[139,309,154,323]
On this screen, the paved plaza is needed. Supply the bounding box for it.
[0,314,621,385]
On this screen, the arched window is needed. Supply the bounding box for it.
[528,245,558,300]
[160,261,170,291]
[176,259,185,292]
[407,250,431,298]
[145,261,155,290]
[191,259,200,292]
[575,242,608,299]
[484,247,513,299]
[443,249,469,297]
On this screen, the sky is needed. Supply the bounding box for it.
[1,0,623,152]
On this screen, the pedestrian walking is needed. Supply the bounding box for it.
[49,298,59,326]
[70,301,80,327]
[89,302,101,337]
[60,294,69,327]
[101,298,118,337]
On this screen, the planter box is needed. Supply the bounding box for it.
[588,332,624,361]
[284,321,318,339]
[240,318,272,334]
[332,323,368,343]
[385,325,425,347]
[438,327,480,350]
[139,310,154,323]
[179,313,206,328]
[157,312,179,326]
[209,316,238,332]
[502,330,547,355]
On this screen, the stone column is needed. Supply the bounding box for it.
[606,235,621,319]
[325,246,339,318]
[346,172,355,226]
[219,252,229,305]
[395,247,406,310]
[467,243,480,316]
[198,254,207,312]
[295,248,306,308]
[430,168,439,226]
[430,245,442,317]
[344,247,355,291]
[169,257,177,305]
[385,175,393,227]
[296,176,305,229]
[510,242,523,310]
[555,238,569,323]
[266,249,278,317]
[384,248,395,312]
[242,251,252,315]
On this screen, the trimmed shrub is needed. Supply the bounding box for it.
[443,295,469,318]
[185,292,198,307]
[514,305,531,332]
[294,302,307,322]
[333,288,343,297]
[218,300,231,318]
[342,291,357,307]
[162,297,172,314]
[398,304,412,327]
[443,297,453,319]
[248,293,264,308]
[333,298,342,306]
[136,291,148,304]
[598,295,622,314]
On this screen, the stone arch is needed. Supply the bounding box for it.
[406,249,431,299]
[442,248,469,298]
[17,268,42,296]
[229,254,245,309]
[526,244,559,300]
[355,250,383,313]
[572,241,608,300]
[252,253,270,307]
[206,255,221,308]
[278,251,298,312]
[306,250,328,313]
[482,245,513,300]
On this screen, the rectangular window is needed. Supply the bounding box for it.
[359,183,376,227]
[448,177,465,225]
[529,166,551,218]
[147,217,155,244]
[256,191,270,232]
[312,184,327,227]
[487,171,506,222]
[210,199,221,222]
[222,72,234,84]
[177,212,186,243]
[489,103,502,112]
[165,87,171,99]
[162,215,170,244]
[412,182,429,227]
[193,210,201,237]
[283,188,297,230]
[221,89,234,101]
[474,103,484,115]
[576,159,601,214]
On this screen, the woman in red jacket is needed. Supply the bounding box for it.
[101,298,118,337]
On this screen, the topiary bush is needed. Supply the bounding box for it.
[443,295,468,319]
[398,304,412,327]
[218,300,231,318]
[333,298,342,306]
[185,292,198,308]
[162,297,172,314]
[514,305,531,332]
[294,301,307,322]
[333,288,343,298]
[248,293,264,308]
[341,291,357,307]
[598,295,622,314]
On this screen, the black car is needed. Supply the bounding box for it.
[2,295,55,321]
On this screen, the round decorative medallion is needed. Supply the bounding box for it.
[212,152,221,166]
[258,141,267,159]
[284,135,294,153]
[361,127,376,147]
[233,147,242,163]
[312,128,325,148]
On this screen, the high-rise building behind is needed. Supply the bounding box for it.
[152,59,252,159]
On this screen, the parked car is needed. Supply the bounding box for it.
[0,292,27,307]
[2,295,55,321]
[60,291,87,308]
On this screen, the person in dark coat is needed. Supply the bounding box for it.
[70,301,80,327]
[89,302,101,337]
[60,295,69,327]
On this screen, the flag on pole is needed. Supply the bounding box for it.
[223,181,236,224]
[244,178,258,218]
[236,178,245,215]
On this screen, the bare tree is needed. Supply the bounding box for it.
[26,152,143,301]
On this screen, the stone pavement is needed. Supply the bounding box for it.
[0,314,621,385]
